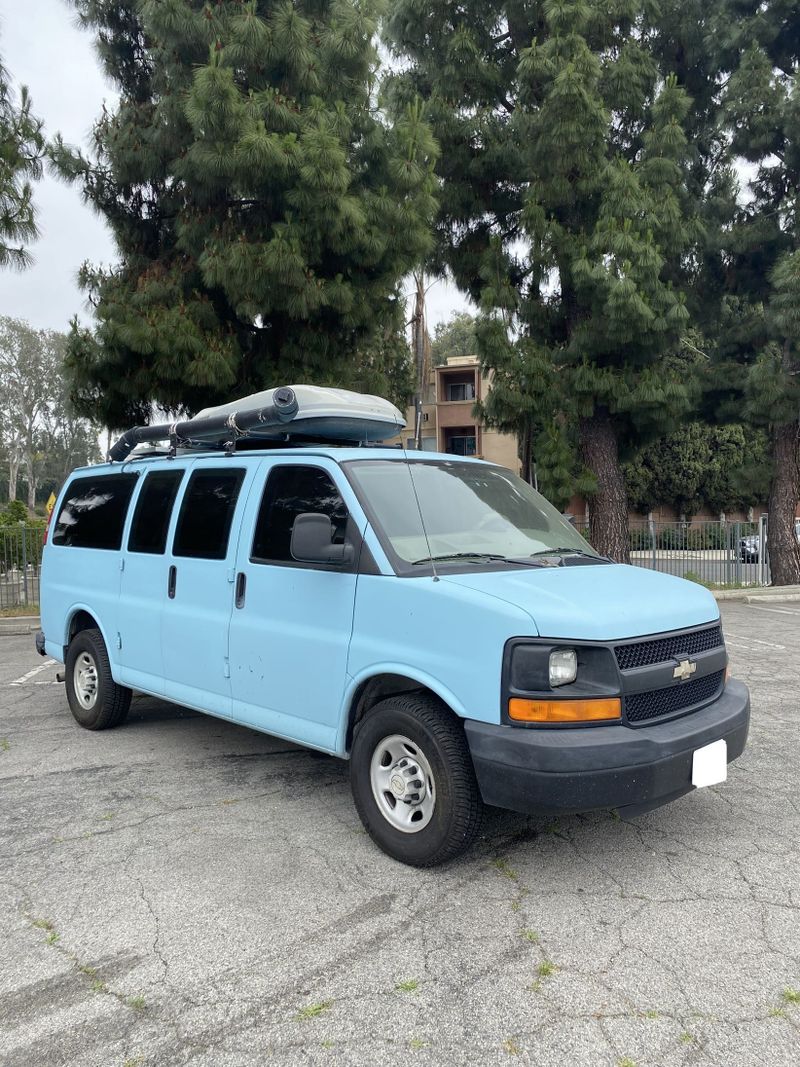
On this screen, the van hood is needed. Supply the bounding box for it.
[441,563,719,641]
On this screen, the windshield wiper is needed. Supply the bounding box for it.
[529,547,608,561]
[411,552,550,567]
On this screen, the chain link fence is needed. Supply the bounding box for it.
[0,525,46,610]
[627,518,770,587]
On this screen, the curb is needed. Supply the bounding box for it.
[713,585,800,602]
[0,615,40,637]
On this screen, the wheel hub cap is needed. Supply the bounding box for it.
[74,651,99,710]
[369,734,436,834]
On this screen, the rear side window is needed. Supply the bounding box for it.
[251,465,348,564]
[128,470,184,554]
[52,474,137,550]
[173,468,245,559]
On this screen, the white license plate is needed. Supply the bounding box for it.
[692,738,728,788]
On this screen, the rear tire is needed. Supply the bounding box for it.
[350,694,483,867]
[65,628,131,730]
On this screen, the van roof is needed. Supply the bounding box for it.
[72,447,493,476]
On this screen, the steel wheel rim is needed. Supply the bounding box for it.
[369,733,436,834]
[74,651,99,710]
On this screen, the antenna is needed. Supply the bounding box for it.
[397,417,439,582]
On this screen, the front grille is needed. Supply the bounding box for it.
[625,670,725,723]
[615,625,723,672]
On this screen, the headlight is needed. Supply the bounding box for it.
[549,649,577,687]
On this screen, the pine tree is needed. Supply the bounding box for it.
[717,6,800,584]
[0,41,44,270]
[51,0,436,428]
[386,1,716,558]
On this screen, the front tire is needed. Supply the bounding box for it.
[65,628,132,730]
[350,694,483,867]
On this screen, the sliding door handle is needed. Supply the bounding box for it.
[235,571,247,609]
[168,565,177,599]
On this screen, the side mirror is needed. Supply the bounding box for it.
[291,513,354,566]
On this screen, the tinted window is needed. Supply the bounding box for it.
[173,469,245,559]
[52,474,137,550]
[128,470,184,554]
[252,466,348,564]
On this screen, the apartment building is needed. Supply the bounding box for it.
[404,355,520,471]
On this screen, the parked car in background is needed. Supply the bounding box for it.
[739,519,800,562]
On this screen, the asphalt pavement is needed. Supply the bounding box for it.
[1,601,798,1067]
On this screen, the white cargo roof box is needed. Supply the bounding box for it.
[193,385,405,442]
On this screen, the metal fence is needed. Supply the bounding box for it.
[0,515,773,614]
[627,518,770,587]
[0,524,46,609]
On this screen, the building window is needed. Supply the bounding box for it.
[444,428,477,456]
[446,381,476,402]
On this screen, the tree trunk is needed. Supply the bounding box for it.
[766,420,800,586]
[519,428,532,485]
[579,409,630,562]
[8,456,20,501]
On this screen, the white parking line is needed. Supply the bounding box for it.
[750,605,800,616]
[725,634,786,651]
[9,660,56,686]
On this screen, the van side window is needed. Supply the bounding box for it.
[251,466,348,564]
[128,470,184,554]
[173,469,245,560]
[52,474,137,550]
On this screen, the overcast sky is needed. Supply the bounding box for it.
[0,0,469,338]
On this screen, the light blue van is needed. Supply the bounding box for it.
[36,389,750,866]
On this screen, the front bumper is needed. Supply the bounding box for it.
[465,678,750,818]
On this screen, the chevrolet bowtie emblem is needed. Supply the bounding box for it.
[673,659,697,681]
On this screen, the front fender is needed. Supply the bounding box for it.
[336,663,469,755]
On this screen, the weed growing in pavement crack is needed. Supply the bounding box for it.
[295,1001,333,1021]
[782,988,800,1004]
[643,1009,659,1019]
[679,1033,694,1043]
[0,738,10,752]
[31,917,54,931]
[408,1038,428,1051]
[491,857,518,881]
[45,931,60,944]
[536,960,555,979]
[769,1007,786,1019]
[618,1059,637,1067]
[127,996,146,1011]
[522,929,539,943]
[502,1038,521,1055]
[395,979,420,993]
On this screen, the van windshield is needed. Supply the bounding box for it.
[346,459,600,567]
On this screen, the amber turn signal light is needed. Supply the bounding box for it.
[508,697,622,723]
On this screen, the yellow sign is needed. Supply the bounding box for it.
[45,492,56,515]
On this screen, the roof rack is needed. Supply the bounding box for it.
[108,386,405,463]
